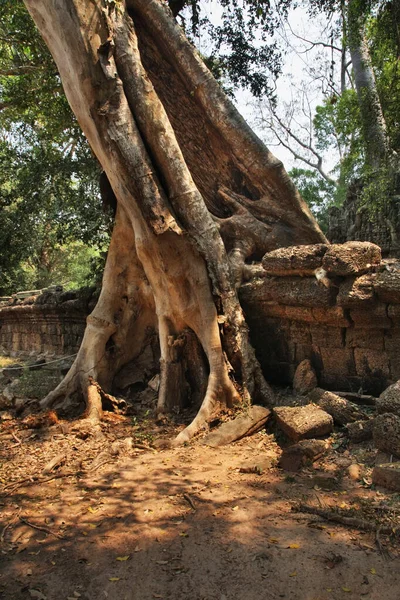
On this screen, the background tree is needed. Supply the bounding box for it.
[0,0,109,294]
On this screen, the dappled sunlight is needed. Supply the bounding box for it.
[2,435,400,599]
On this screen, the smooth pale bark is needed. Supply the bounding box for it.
[347,0,394,170]
[24,0,326,443]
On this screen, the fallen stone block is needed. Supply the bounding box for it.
[201,406,270,447]
[346,418,375,443]
[308,388,369,426]
[279,439,328,472]
[274,404,333,442]
[374,270,400,304]
[322,242,381,277]
[373,413,400,457]
[372,463,400,491]
[262,244,328,276]
[310,472,339,490]
[376,381,400,416]
[337,274,376,307]
[293,359,317,395]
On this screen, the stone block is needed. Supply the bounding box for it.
[372,463,400,491]
[261,302,288,320]
[310,325,344,348]
[309,387,368,425]
[337,274,376,307]
[262,244,328,276]
[293,359,317,394]
[320,347,356,377]
[347,419,374,443]
[388,305,400,322]
[290,322,312,345]
[312,306,351,326]
[346,328,384,350]
[374,271,400,304]
[283,306,315,323]
[279,439,328,472]
[390,356,400,380]
[376,381,400,416]
[354,348,390,378]
[274,404,333,442]
[257,276,335,308]
[373,413,400,457]
[295,344,315,363]
[350,304,391,329]
[322,242,381,276]
[201,406,271,447]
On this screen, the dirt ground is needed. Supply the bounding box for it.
[1,407,400,600]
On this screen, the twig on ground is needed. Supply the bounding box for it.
[11,431,22,446]
[294,503,398,536]
[183,493,196,510]
[3,471,78,496]
[19,516,63,539]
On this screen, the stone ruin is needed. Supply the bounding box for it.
[240,241,400,396]
[2,240,400,488]
[1,241,400,395]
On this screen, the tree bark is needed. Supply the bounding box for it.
[347,0,394,170]
[24,0,327,443]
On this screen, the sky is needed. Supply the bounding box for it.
[192,1,341,176]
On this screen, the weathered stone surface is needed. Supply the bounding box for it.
[279,439,328,471]
[384,329,400,352]
[372,463,400,491]
[374,271,400,304]
[293,360,317,394]
[201,406,270,447]
[262,244,328,276]
[274,404,333,442]
[284,306,315,323]
[376,381,400,416]
[354,349,390,378]
[0,385,13,410]
[346,328,384,350]
[347,418,375,442]
[388,305,400,320]
[375,451,393,465]
[319,348,356,378]
[373,413,400,456]
[312,306,351,326]
[309,388,368,425]
[310,325,344,348]
[350,304,391,329]
[337,274,376,307]
[253,276,335,308]
[322,242,381,276]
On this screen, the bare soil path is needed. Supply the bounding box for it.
[1,411,400,600]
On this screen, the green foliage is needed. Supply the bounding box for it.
[289,167,336,231]
[0,0,110,295]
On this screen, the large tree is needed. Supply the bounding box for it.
[22,0,326,444]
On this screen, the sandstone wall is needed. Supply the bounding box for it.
[1,244,400,396]
[240,242,400,395]
[0,290,94,357]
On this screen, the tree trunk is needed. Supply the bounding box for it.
[347,0,393,170]
[23,0,326,444]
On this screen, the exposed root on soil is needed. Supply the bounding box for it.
[295,503,399,537]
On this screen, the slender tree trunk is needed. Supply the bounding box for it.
[24,0,327,443]
[347,0,393,170]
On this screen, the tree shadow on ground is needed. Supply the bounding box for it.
[2,438,400,600]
